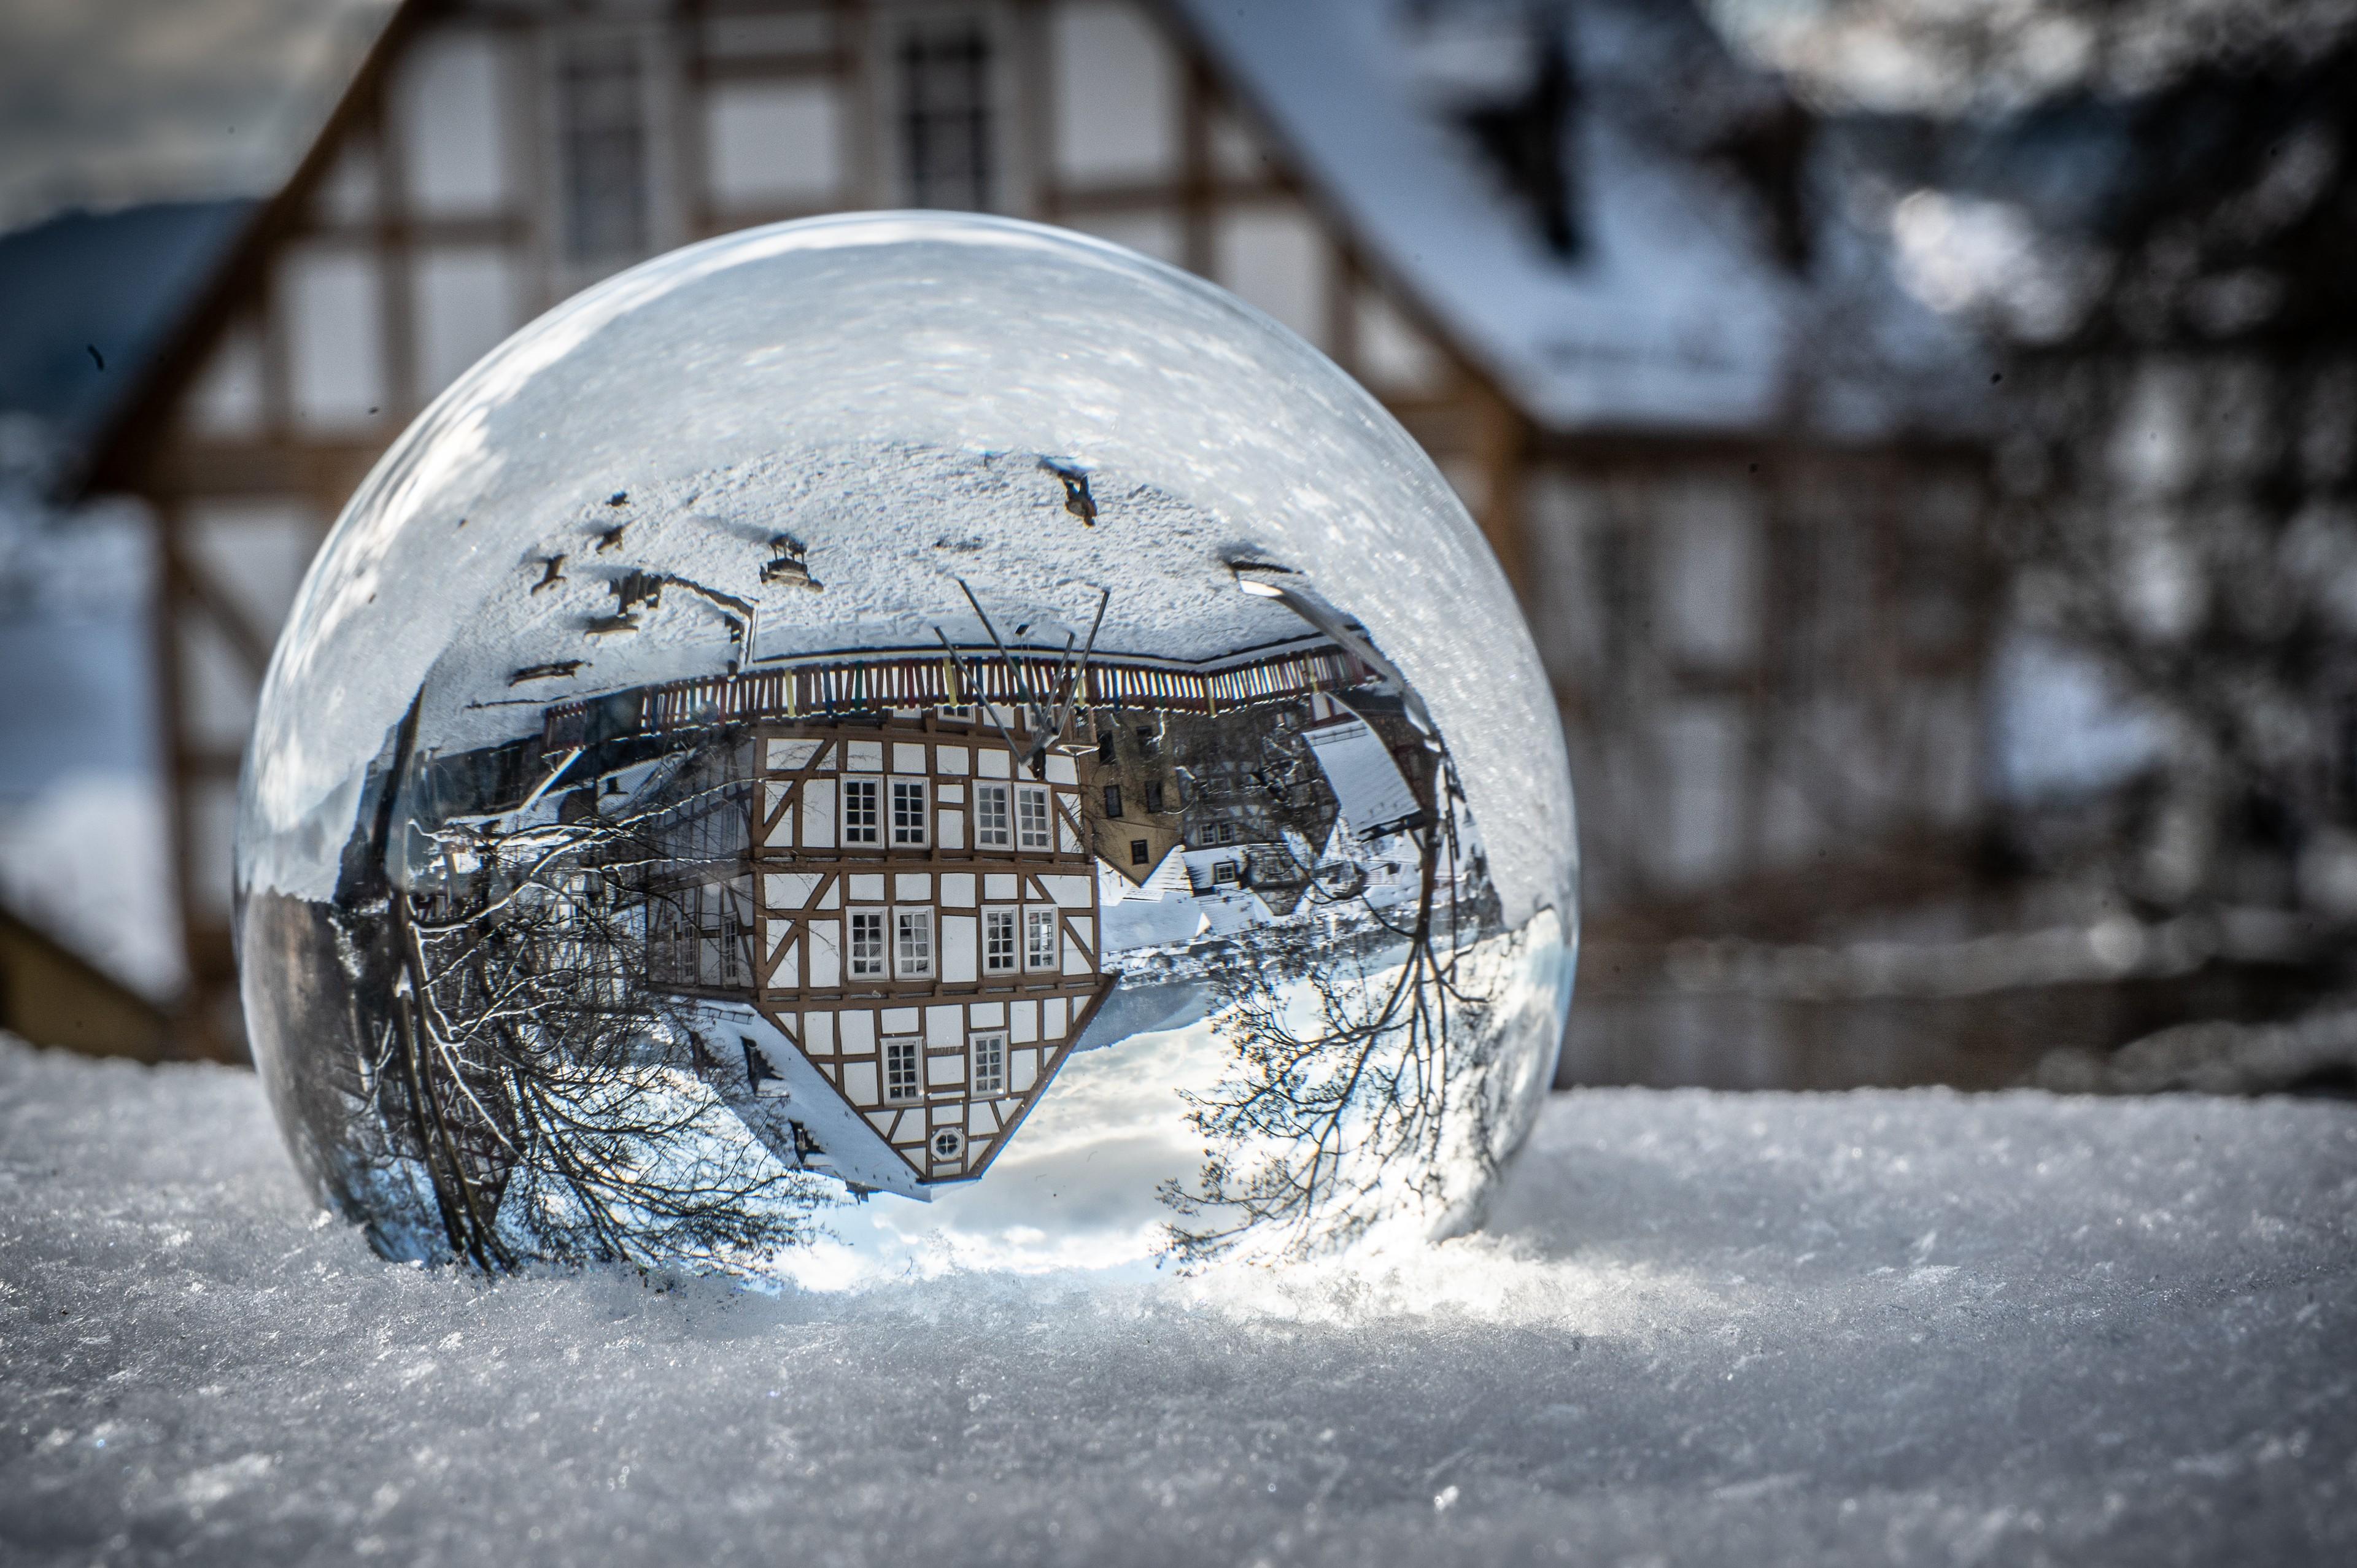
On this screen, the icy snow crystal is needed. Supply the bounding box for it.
[4,1035,2353,1566]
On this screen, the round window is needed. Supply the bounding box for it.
[931,1129,964,1160]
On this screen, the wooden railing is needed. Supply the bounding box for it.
[543,643,1368,747]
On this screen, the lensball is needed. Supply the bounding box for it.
[235,212,1577,1282]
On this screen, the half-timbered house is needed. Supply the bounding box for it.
[722,713,1112,1185]
[65,0,1997,1054]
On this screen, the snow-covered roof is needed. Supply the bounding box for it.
[0,200,250,476]
[1303,716,1423,840]
[1166,0,1986,440]
[411,443,1322,759]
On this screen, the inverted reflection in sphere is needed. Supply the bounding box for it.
[236,214,1577,1282]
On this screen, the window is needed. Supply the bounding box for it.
[1213,860,1239,884]
[1102,784,1123,819]
[1096,730,1116,763]
[1016,784,1051,850]
[970,1031,1005,1095]
[899,21,993,210]
[975,781,1010,849]
[1216,821,1236,845]
[848,909,887,978]
[883,1037,920,1104]
[1135,727,1157,758]
[891,778,929,846]
[557,39,649,265]
[843,778,880,844]
[895,907,934,978]
[930,1126,965,1159]
[1130,839,1149,867]
[1024,907,1058,971]
[1143,779,1164,815]
[983,908,1018,973]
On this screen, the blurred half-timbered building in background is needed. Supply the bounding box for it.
[66,0,1996,1055]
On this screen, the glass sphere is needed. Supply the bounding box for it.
[236,213,1577,1282]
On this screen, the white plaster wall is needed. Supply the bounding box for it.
[311,139,380,226]
[1050,1,1178,183]
[178,614,258,755]
[1064,210,1184,267]
[1915,676,1983,827]
[182,325,266,438]
[705,81,843,209]
[190,778,240,919]
[701,10,834,56]
[1524,473,1606,686]
[393,28,512,217]
[1353,284,1449,396]
[1757,748,1825,868]
[1209,106,1277,180]
[1214,204,1328,348]
[184,501,322,647]
[414,247,521,395]
[1655,481,1761,670]
[276,244,385,432]
[1654,698,1744,887]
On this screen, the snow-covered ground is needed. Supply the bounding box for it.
[3,1035,2352,1567]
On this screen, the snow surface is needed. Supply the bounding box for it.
[6,1035,2354,1566]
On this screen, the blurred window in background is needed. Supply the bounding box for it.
[897,19,993,211]
[559,39,649,265]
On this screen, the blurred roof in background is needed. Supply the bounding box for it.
[0,200,254,474]
[1178,0,1989,441]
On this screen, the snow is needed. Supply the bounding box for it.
[1169,0,1984,440]
[0,485,180,998]
[0,768,182,1001]
[7,1033,2354,1566]
[1301,715,1423,841]
[406,443,1323,761]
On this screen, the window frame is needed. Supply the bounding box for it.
[894,905,935,979]
[554,34,652,267]
[847,907,888,979]
[982,906,1018,975]
[882,1035,921,1105]
[974,780,1011,849]
[1023,906,1059,972]
[889,775,930,848]
[970,1030,1006,1097]
[894,15,996,212]
[1016,782,1052,851]
[842,776,881,846]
